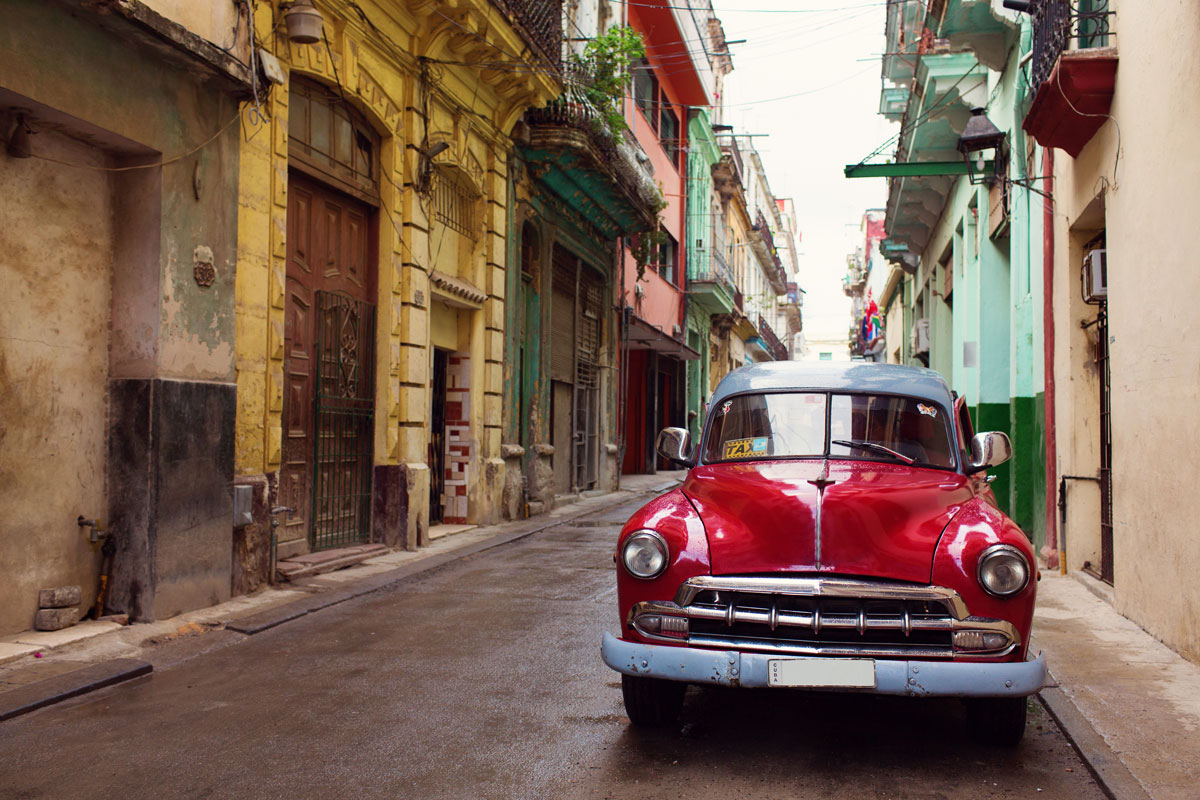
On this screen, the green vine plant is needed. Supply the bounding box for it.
[566,26,645,141]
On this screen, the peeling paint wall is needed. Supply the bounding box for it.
[1,0,243,630]
[0,129,113,634]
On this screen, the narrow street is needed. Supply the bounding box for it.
[1,493,1103,800]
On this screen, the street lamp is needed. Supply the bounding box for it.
[957,107,1006,186]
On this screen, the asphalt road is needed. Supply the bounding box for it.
[0,494,1104,799]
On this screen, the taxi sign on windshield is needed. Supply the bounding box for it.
[723,436,769,459]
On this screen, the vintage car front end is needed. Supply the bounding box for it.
[602,362,1045,745]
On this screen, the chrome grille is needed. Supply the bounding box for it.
[687,590,955,657]
[630,576,1017,659]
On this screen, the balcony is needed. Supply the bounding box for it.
[1023,0,1117,158]
[490,0,562,72]
[522,64,661,238]
[688,216,736,316]
[757,315,789,361]
[750,209,789,295]
[712,140,744,200]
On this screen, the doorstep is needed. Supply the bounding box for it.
[276,543,390,581]
[0,621,125,665]
[428,523,477,540]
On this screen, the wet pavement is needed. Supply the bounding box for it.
[0,493,1104,799]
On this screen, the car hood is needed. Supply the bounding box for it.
[682,460,974,584]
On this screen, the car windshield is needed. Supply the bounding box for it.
[703,391,956,469]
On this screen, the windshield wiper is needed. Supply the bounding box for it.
[831,439,916,465]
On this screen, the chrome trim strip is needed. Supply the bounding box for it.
[674,576,971,619]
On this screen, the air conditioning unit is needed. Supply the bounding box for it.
[911,318,930,355]
[1083,249,1107,302]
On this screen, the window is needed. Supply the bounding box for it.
[828,394,955,468]
[631,60,682,167]
[654,230,678,285]
[633,62,658,128]
[433,168,476,238]
[288,78,379,201]
[703,393,827,462]
[659,103,680,164]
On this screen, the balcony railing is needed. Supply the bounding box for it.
[491,0,563,72]
[526,63,614,154]
[1030,0,1114,88]
[757,315,788,361]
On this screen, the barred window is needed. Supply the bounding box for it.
[433,169,477,238]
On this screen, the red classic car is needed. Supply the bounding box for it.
[603,361,1044,745]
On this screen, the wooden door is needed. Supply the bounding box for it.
[282,173,374,551]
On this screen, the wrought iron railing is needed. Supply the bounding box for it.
[526,63,616,156]
[757,315,788,361]
[491,0,563,72]
[1030,0,1114,89]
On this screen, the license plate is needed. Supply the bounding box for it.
[768,657,876,688]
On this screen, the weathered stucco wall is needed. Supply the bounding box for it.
[0,130,113,634]
[1053,0,1200,662]
[1,0,243,629]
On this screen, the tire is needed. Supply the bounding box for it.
[966,696,1028,746]
[621,674,686,728]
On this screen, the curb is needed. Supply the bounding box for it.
[1037,685,1151,800]
[2,481,675,722]
[0,659,152,722]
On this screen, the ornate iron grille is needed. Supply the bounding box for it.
[490,0,562,72]
[311,291,376,551]
[433,170,477,238]
[1030,0,1114,89]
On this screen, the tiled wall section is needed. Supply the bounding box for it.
[442,351,471,523]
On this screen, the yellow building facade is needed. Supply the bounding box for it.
[233,0,558,586]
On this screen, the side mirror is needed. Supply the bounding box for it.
[967,431,1012,473]
[656,427,695,468]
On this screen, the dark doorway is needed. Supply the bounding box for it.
[430,347,449,524]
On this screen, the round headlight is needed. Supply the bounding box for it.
[621,530,669,579]
[977,544,1030,597]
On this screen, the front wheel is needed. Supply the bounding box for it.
[965,696,1028,746]
[621,674,686,728]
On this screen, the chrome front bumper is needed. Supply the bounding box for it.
[601,632,1046,697]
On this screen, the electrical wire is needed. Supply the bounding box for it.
[6,108,245,172]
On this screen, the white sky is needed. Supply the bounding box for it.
[711,0,894,340]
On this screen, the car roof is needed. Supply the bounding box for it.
[709,361,955,409]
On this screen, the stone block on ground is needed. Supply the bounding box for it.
[37,586,82,609]
[33,607,80,631]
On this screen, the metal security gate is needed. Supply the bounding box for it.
[574,273,602,491]
[311,291,375,550]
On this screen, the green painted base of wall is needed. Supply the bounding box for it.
[973,399,1046,549]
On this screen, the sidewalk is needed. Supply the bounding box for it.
[0,471,684,722]
[1032,570,1200,800]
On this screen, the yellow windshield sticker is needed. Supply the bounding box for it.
[723,437,769,459]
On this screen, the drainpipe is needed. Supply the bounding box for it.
[1042,147,1060,571]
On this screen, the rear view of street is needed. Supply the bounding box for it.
[0,495,1103,800]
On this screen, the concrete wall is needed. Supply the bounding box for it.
[1050,0,1200,662]
[0,129,113,632]
[1,0,244,630]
